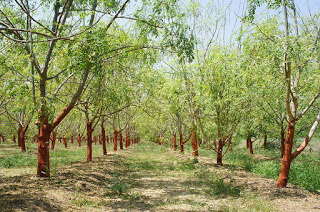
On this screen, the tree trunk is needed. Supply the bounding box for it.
[172,133,177,151]
[101,123,107,155]
[217,139,223,165]
[125,132,129,148]
[37,117,52,177]
[280,125,285,157]
[77,134,81,147]
[13,135,16,143]
[63,135,67,148]
[247,133,254,154]
[113,130,118,151]
[192,130,198,156]
[263,134,267,150]
[277,122,295,187]
[51,131,56,150]
[87,120,93,161]
[18,123,28,152]
[119,133,123,149]
[179,131,184,153]
[71,135,74,144]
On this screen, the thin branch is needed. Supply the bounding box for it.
[297,90,320,121]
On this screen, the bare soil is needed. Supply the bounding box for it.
[0,142,319,211]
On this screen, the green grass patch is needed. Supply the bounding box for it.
[210,179,241,197]
[0,154,37,168]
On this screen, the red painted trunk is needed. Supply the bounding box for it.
[125,132,130,148]
[247,133,254,154]
[113,130,118,151]
[101,124,107,155]
[87,120,93,161]
[51,132,56,150]
[18,123,28,152]
[37,118,52,177]
[173,133,177,151]
[77,134,81,147]
[263,134,267,150]
[277,122,295,188]
[119,133,123,149]
[217,139,223,165]
[179,132,184,153]
[63,135,67,148]
[192,130,198,156]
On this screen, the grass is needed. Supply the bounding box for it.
[181,139,320,192]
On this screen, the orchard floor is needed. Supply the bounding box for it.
[0,142,320,212]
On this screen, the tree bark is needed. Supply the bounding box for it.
[77,134,81,147]
[18,123,28,152]
[172,133,177,150]
[113,130,118,151]
[13,135,16,143]
[191,130,198,156]
[217,139,223,165]
[101,123,107,155]
[51,131,56,150]
[119,133,123,149]
[37,116,52,177]
[263,134,267,150]
[87,120,93,161]
[63,135,67,148]
[277,121,295,187]
[247,133,254,154]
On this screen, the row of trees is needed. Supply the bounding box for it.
[1,0,319,188]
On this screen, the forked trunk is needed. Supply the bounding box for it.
[87,120,93,161]
[37,118,52,177]
[217,139,223,165]
[277,122,295,188]
[191,130,198,156]
[101,123,107,155]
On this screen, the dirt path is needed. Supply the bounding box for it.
[0,142,319,211]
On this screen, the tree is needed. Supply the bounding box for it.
[245,0,320,187]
